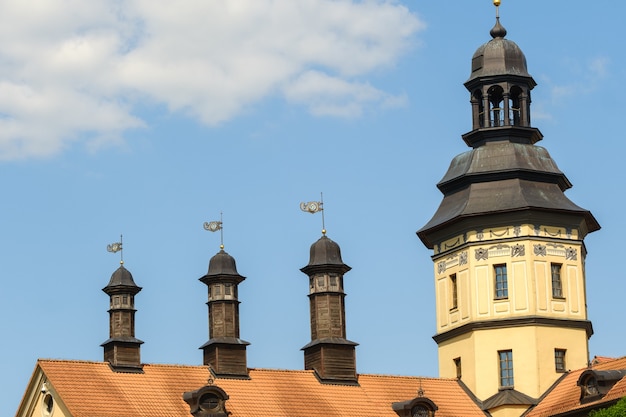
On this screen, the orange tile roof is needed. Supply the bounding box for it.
[34,359,486,417]
[524,356,626,417]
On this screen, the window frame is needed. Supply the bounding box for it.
[494,264,509,299]
[554,348,566,372]
[450,274,458,311]
[498,350,514,388]
[551,263,564,299]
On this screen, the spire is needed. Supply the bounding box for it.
[300,233,358,384]
[490,0,507,38]
[199,219,250,377]
[101,238,144,373]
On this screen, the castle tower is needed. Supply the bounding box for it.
[300,232,358,384]
[101,262,144,372]
[417,4,600,415]
[199,247,250,377]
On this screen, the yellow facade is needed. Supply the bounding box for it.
[15,368,71,417]
[432,223,591,401]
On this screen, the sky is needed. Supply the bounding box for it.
[2,0,625,414]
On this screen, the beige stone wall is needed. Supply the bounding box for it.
[439,325,588,400]
[432,223,591,403]
[433,224,587,332]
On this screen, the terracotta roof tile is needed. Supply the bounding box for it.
[36,359,486,417]
[525,356,626,417]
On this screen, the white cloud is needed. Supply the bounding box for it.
[0,0,424,160]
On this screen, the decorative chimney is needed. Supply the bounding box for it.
[199,248,249,377]
[300,233,358,384]
[101,262,143,372]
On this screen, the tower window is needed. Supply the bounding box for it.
[499,350,514,388]
[555,349,566,372]
[224,283,232,295]
[494,264,508,299]
[450,274,458,310]
[454,357,462,379]
[551,263,564,298]
[329,275,338,290]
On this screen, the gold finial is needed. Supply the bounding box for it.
[322,229,326,235]
[493,0,501,6]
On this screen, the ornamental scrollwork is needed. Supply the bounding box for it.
[511,244,525,257]
[438,261,446,274]
[566,247,578,261]
[534,244,547,256]
[459,251,468,266]
[475,248,488,261]
[514,225,521,237]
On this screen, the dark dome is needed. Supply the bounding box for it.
[301,235,351,275]
[467,19,531,82]
[207,249,240,276]
[103,264,141,294]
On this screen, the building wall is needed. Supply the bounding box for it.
[433,223,590,400]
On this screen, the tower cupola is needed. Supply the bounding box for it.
[417,2,600,411]
[199,247,250,377]
[101,263,144,372]
[300,233,358,384]
[464,12,538,146]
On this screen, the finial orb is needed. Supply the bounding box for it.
[220,244,224,250]
[322,229,326,235]
[120,260,124,265]
[493,0,501,6]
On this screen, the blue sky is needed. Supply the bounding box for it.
[3,1,625,414]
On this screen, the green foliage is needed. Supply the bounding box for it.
[589,397,626,417]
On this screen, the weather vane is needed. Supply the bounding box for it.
[107,234,124,265]
[203,212,224,249]
[300,192,326,235]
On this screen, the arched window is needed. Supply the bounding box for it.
[473,90,485,128]
[393,397,438,417]
[509,86,523,126]
[488,85,504,127]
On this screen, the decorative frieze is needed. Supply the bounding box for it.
[475,248,488,261]
[566,247,578,261]
[511,244,525,257]
[459,251,468,266]
[534,244,547,256]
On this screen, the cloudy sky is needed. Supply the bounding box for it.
[3,1,625,414]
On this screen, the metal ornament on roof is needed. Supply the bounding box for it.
[203,221,222,232]
[204,213,225,249]
[107,234,124,265]
[300,193,327,235]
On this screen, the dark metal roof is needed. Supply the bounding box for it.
[103,265,142,295]
[466,17,533,83]
[437,142,572,193]
[300,235,351,275]
[199,249,245,285]
[483,388,537,410]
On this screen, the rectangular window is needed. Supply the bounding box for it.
[499,350,514,388]
[551,263,563,298]
[555,349,566,372]
[494,264,508,299]
[454,357,462,379]
[224,283,232,295]
[450,274,458,310]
